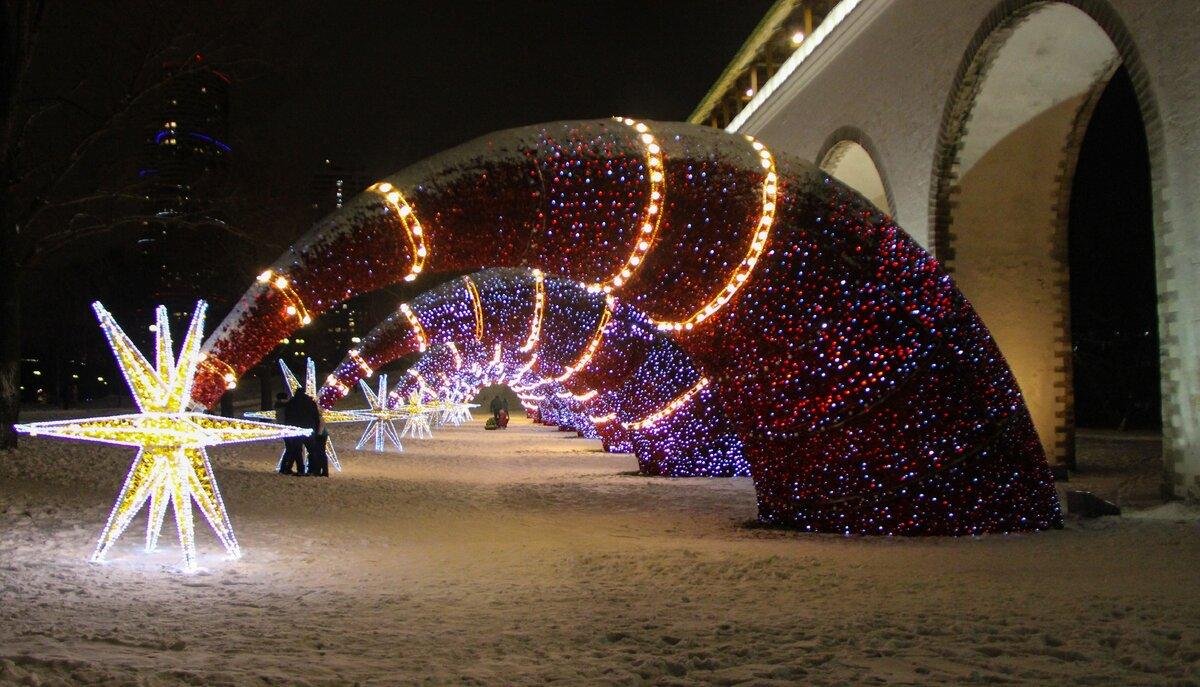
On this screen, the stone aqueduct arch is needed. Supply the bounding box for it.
[193,118,1062,534]
[817,127,895,218]
[927,0,1167,473]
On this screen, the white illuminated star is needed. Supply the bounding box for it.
[349,374,407,451]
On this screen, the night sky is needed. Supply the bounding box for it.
[240,1,773,182]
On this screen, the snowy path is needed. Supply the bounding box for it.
[1,416,1197,685]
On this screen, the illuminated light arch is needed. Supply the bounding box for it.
[348,349,373,377]
[392,343,591,435]
[621,377,709,431]
[196,118,1062,535]
[445,340,464,368]
[198,353,239,391]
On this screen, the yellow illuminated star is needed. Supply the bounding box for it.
[15,301,309,572]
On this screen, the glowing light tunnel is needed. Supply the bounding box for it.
[351,268,748,478]
[194,118,1062,535]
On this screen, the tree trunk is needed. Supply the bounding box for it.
[0,261,22,449]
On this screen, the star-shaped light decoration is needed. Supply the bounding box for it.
[395,394,434,440]
[427,399,479,426]
[246,358,360,472]
[349,374,408,451]
[15,302,310,572]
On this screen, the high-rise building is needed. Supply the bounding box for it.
[302,159,371,364]
[130,54,234,308]
[309,158,369,218]
[141,53,232,213]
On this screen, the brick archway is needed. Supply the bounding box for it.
[817,126,897,218]
[927,0,1171,481]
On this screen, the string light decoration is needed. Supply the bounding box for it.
[587,392,634,454]
[436,399,478,426]
[381,345,481,427]
[198,353,239,391]
[621,378,709,430]
[401,412,433,439]
[398,303,429,352]
[520,269,545,352]
[393,340,590,436]
[370,182,428,282]
[556,298,612,383]
[597,118,666,292]
[255,269,313,326]
[463,276,485,340]
[15,302,309,572]
[393,395,435,440]
[348,349,374,377]
[196,119,1062,535]
[387,345,500,427]
[446,341,464,369]
[652,135,778,331]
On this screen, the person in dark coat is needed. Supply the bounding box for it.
[489,394,503,422]
[280,391,321,475]
[273,393,296,474]
[306,410,329,477]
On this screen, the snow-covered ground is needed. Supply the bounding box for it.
[1,414,1197,686]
